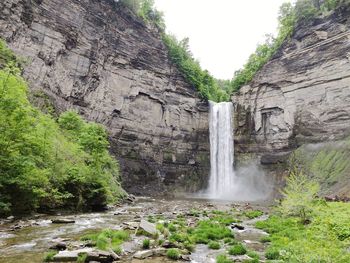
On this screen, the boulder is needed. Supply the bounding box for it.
[139,219,157,236]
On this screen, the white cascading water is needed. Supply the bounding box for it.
[207,101,272,201]
[208,101,235,198]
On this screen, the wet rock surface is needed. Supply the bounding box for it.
[0,197,271,263]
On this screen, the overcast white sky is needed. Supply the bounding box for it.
[154,0,289,79]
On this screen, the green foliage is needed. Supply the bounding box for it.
[230,0,346,93]
[77,253,88,263]
[0,41,125,216]
[166,248,180,260]
[191,220,233,244]
[162,34,229,102]
[246,250,260,260]
[208,240,221,250]
[243,210,264,219]
[121,1,229,102]
[289,139,350,195]
[216,254,233,263]
[43,250,57,262]
[265,247,280,260]
[142,238,150,249]
[80,229,129,253]
[228,243,247,256]
[259,235,271,243]
[279,171,320,223]
[256,201,350,262]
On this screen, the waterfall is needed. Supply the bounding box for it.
[208,101,235,198]
[206,101,272,201]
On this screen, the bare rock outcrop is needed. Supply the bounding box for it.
[232,6,350,162]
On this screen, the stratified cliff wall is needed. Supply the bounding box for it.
[232,6,350,163]
[0,0,210,194]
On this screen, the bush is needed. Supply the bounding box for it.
[208,241,221,250]
[279,171,320,224]
[166,248,180,260]
[228,243,247,256]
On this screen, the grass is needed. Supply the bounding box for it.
[77,253,88,263]
[256,202,350,262]
[80,229,130,254]
[243,210,264,219]
[208,240,221,249]
[43,250,57,262]
[142,238,150,249]
[216,254,233,263]
[228,243,247,256]
[191,220,234,244]
[166,248,180,260]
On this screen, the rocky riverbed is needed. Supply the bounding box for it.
[0,197,271,263]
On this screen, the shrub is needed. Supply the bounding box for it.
[228,243,247,255]
[208,241,221,250]
[279,171,320,224]
[166,248,180,260]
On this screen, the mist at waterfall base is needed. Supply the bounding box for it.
[196,101,272,201]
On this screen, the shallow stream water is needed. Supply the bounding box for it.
[0,197,270,263]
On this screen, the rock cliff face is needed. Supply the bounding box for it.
[0,0,210,193]
[232,6,350,163]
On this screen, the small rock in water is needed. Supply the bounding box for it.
[51,218,76,224]
[49,241,67,251]
[6,216,14,221]
[181,254,191,261]
[231,224,245,230]
[133,249,154,259]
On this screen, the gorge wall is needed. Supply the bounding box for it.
[0,0,210,194]
[232,5,350,165]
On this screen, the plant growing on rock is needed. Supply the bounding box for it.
[228,243,247,256]
[208,240,221,250]
[142,238,150,249]
[216,254,233,263]
[166,248,180,260]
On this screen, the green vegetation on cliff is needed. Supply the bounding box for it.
[120,0,349,100]
[119,0,229,102]
[230,0,347,93]
[0,40,124,216]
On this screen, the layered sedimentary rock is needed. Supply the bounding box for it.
[232,6,350,162]
[0,0,210,193]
